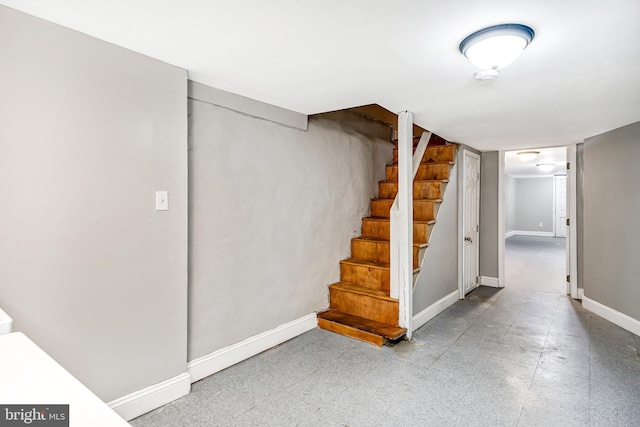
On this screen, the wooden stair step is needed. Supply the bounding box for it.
[340,258,390,290]
[351,236,427,250]
[370,198,442,221]
[317,309,406,346]
[379,179,448,199]
[386,162,454,181]
[361,217,435,243]
[393,143,457,163]
[351,236,426,268]
[328,281,401,324]
[340,257,390,272]
[330,281,393,301]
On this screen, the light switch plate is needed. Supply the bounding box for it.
[155,191,169,211]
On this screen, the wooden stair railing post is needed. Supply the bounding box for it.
[391,111,414,338]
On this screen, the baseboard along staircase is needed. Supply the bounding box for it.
[318,136,458,346]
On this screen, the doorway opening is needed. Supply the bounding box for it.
[503,147,568,295]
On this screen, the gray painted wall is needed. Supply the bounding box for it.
[505,175,516,233]
[188,96,391,360]
[583,121,640,321]
[514,178,554,232]
[0,6,188,401]
[480,152,499,278]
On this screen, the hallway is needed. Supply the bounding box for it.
[132,287,640,426]
[505,235,566,294]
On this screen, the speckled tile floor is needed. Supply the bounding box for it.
[131,238,640,426]
[505,235,566,294]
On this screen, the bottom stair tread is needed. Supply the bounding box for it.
[317,310,406,345]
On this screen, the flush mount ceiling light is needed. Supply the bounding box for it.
[459,23,535,80]
[517,151,540,161]
[536,163,555,172]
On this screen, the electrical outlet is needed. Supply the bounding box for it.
[539,222,543,227]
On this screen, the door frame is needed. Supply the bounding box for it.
[567,145,578,298]
[458,149,481,299]
[497,145,579,298]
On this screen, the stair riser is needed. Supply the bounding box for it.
[318,318,385,346]
[386,164,450,181]
[361,220,432,243]
[329,288,399,325]
[393,145,457,163]
[340,262,390,291]
[379,182,444,199]
[370,200,437,221]
[351,240,420,269]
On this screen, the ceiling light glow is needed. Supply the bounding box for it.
[536,163,555,172]
[459,24,535,80]
[517,151,540,161]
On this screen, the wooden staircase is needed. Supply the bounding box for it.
[318,139,458,346]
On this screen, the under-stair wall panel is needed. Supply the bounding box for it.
[413,146,479,316]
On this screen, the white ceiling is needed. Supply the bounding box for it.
[2,0,640,151]
[505,147,566,178]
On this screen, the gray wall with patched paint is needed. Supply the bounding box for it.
[188,94,392,360]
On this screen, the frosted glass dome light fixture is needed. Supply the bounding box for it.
[517,151,540,161]
[459,23,535,80]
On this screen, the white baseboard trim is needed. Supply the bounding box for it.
[412,290,459,332]
[505,231,516,238]
[577,288,584,300]
[480,276,501,288]
[108,372,191,421]
[582,296,640,337]
[509,230,555,237]
[188,313,317,383]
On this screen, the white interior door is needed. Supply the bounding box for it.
[462,150,480,296]
[555,176,567,237]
